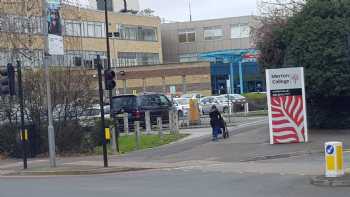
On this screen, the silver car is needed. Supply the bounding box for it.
[215,94,247,104]
[173,98,190,117]
[199,96,230,115]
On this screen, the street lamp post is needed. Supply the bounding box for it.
[42,0,56,168]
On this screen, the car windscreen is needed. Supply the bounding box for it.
[175,99,190,105]
[111,96,137,112]
[139,95,171,108]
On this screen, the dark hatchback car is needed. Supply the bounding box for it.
[111,93,174,131]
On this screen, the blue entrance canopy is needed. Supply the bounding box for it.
[199,48,257,63]
[199,49,259,94]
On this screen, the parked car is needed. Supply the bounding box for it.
[173,98,190,118]
[111,93,174,131]
[78,105,110,127]
[181,93,203,100]
[199,96,230,114]
[215,94,247,104]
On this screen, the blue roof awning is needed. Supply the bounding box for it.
[199,49,258,63]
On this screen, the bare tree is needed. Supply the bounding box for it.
[0,0,42,66]
[253,0,306,68]
[138,8,155,16]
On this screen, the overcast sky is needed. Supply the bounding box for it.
[139,0,257,22]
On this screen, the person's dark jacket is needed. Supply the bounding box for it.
[209,108,222,128]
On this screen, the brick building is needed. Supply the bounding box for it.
[115,62,212,96]
[0,0,162,68]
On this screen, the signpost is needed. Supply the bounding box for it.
[266,67,308,144]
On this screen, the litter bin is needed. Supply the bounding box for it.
[325,141,344,177]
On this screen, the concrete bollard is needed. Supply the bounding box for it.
[325,141,344,177]
[123,113,129,135]
[174,110,179,134]
[244,103,249,115]
[157,117,163,139]
[110,127,117,154]
[135,121,141,150]
[145,111,152,134]
[169,110,174,133]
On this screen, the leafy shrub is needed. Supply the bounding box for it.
[0,124,21,158]
[243,93,267,111]
[55,120,88,153]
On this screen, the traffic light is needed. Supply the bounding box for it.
[0,63,15,96]
[104,69,116,90]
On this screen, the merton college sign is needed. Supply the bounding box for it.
[266,67,308,144]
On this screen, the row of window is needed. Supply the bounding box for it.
[0,14,158,42]
[0,15,43,34]
[64,20,105,38]
[0,49,160,68]
[64,51,160,68]
[118,25,158,41]
[118,52,160,67]
[178,24,250,43]
[65,20,158,41]
[0,49,44,68]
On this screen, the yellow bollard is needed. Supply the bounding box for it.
[105,128,111,141]
[325,141,344,177]
[189,99,200,125]
[20,129,28,141]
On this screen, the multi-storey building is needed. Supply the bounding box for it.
[160,16,265,94]
[0,0,162,68]
[161,16,256,63]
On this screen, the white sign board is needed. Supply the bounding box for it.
[48,34,64,55]
[62,0,91,8]
[266,67,308,144]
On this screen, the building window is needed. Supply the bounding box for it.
[0,15,43,34]
[0,49,44,68]
[203,26,224,40]
[142,28,157,41]
[87,23,95,37]
[178,29,195,43]
[179,53,198,63]
[85,22,104,38]
[231,24,250,39]
[94,23,103,37]
[64,51,107,68]
[118,52,160,67]
[96,0,113,11]
[119,25,157,41]
[64,20,82,37]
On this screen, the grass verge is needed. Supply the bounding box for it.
[95,133,189,154]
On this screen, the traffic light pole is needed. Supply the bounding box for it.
[97,55,108,167]
[17,61,27,169]
[104,0,119,152]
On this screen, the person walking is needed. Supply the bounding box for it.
[209,105,222,141]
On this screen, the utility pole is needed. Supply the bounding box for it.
[97,55,108,167]
[42,0,56,168]
[189,0,192,22]
[104,0,119,152]
[17,61,27,169]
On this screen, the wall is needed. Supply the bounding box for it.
[115,61,212,96]
[161,16,258,63]
[62,6,163,62]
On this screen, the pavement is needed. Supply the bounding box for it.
[2,116,350,196]
[1,115,350,183]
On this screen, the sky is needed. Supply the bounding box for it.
[139,0,257,22]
